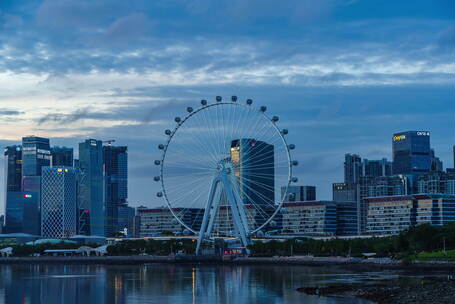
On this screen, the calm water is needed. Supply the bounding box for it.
[0,264,387,304]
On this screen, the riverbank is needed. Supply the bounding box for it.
[297,277,455,304]
[2,255,455,270]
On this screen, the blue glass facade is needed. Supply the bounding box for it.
[4,192,39,235]
[51,146,73,167]
[21,136,50,177]
[103,145,128,236]
[335,202,358,235]
[392,131,431,175]
[230,138,274,206]
[41,167,77,238]
[78,139,104,236]
[4,146,22,192]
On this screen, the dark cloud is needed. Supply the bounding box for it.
[0,109,23,116]
[36,108,108,125]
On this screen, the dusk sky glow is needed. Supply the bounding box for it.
[0,0,455,210]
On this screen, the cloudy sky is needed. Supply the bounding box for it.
[0,0,454,210]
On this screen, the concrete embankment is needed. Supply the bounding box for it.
[1,255,455,270]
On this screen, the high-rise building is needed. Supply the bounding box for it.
[344,154,362,183]
[362,158,392,177]
[430,149,443,172]
[4,192,39,234]
[333,183,357,202]
[392,131,431,175]
[51,146,74,167]
[21,136,51,177]
[230,138,274,206]
[41,167,77,238]
[78,139,104,236]
[282,185,316,201]
[20,136,50,236]
[103,145,128,236]
[4,146,22,192]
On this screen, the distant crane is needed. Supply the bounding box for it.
[103,139,116,146]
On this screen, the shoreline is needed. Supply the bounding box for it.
[1,255,455,270]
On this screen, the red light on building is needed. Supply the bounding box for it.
[84,209,89,214]
[251,142,256,146]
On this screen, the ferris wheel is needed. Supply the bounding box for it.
[154,96,298,254]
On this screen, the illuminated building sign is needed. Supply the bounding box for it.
[23,194,32,198]
[416,131,430,136]
[393,135,406,141]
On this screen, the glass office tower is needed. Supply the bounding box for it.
[20,136,50,235]
[230,138,275,206]
[41,167,77,238]
[103,145,128,236]
[392,131,431,175]
[78,139,104,236]
[22,136,51,177]
[4,192,39,234]
[4,146,22,192]
[51,146,74,167]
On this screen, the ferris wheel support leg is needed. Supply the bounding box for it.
[196,179,221,255]
[221,174,251,252]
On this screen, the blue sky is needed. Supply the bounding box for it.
[0,0,454,209]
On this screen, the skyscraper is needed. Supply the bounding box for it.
[20,136,50,235]
[78,139,104,236]
[362,158,392,177]
[51,146,74,167]
[4,191,39,234]
[41,167,77,238]
[282,185,316,201]
[103,145,128,236]
[4,146,22,192]
[22,136,51,177]
[344,154,362,183]
[392,131,431,175]
[230,138,275,206]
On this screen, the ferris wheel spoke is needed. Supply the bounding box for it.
[158,100,293,235]
[189,110,223,164]
[237,176,278,209]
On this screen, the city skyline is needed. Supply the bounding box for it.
[0,1,455,210]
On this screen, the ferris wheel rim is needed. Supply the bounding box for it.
[158,100,293,235]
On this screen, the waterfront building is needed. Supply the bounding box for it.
[364,196,415,235]
[392,131,431,175]
[281,201,337,236]
[116,205,135,237]
[230,138,274,206]
[41,167,77,238]
[4,192,39,234]
[51,146,73,167]
[282,185,316,201]
[138,207,204,237]
[78,139,104,236]
[336,202,358,235]
[364,194,455,235]
[103,145,128,236]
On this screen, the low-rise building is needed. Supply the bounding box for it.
[364,194,455,235]
[281,201,337,236]
[137,207,203,237]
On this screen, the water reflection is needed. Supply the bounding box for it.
[0,264,373,304]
